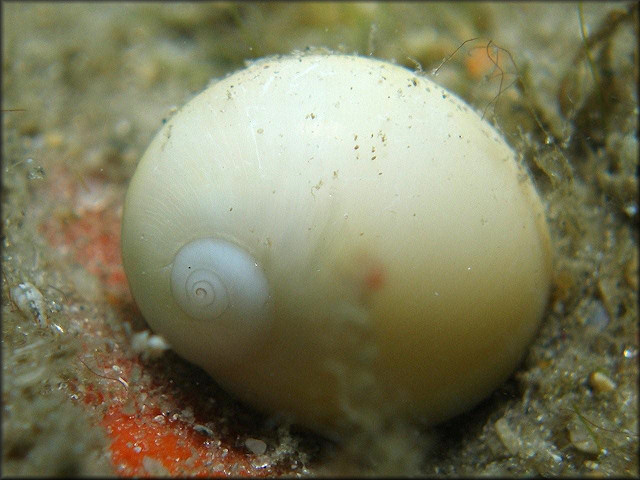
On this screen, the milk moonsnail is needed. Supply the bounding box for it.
[121,52,553,438]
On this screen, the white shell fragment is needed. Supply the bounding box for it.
[121,53,553,437]
[10,281,48,327]
[130,330,170,360]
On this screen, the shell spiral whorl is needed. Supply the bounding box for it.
[170,238,270,324]
[173,267,229,320]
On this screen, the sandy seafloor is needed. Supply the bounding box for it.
[1,2,638,477]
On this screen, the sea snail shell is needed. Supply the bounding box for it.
[121,52,553,438]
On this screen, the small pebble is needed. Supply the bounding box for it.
[245,438,267,455]
[568,421,599,455]
[251,457,270,469]
[584,460,599,470]
[495,417,521,456]
[153,414,166,424]
[588,371,616,393]
[193,424,214,437]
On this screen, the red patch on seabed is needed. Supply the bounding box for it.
[39,206,128,295]
[75,350,273,477]
[39,165,290,476]
[102,405,211,476]
[100,399,269,477]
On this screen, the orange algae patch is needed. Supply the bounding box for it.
[75,337,264,476]
[103,406,209,477]
[38,165,128,295]
[40,208,127,293]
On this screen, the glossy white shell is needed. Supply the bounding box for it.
[121,53,552,437]
[169,238,270,361]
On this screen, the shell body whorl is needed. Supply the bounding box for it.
[121,53,553,437]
